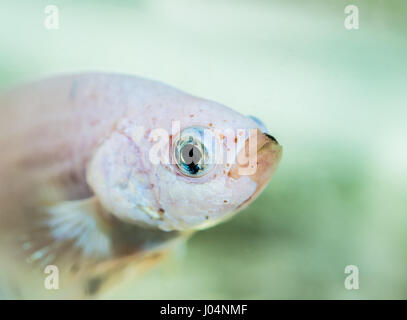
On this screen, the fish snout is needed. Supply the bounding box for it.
[229,129,282,200]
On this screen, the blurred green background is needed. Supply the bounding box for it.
[1,0,406,299]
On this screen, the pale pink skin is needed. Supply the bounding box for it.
[0,73,277,232]
[0,73,281,298]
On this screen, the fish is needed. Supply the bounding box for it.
[0,73,282,299]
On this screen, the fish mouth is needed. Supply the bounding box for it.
[263,133,278,143]
[228,129,282,204]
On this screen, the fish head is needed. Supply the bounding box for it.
[87,96,282,232]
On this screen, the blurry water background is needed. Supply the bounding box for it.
[0,0,406,299]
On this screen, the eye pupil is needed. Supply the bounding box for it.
[173,127,215,178]
[181,144,202,166]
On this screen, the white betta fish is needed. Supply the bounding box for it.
[0,73,282,299]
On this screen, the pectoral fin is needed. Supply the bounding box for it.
[6,196,187,298]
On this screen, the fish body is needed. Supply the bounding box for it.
[0,73,282,298]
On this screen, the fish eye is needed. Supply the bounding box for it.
[173,127,215,177]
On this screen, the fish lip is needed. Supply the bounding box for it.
[234,134,282,211]
[228,130,282,208]
[264,133,278,144]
